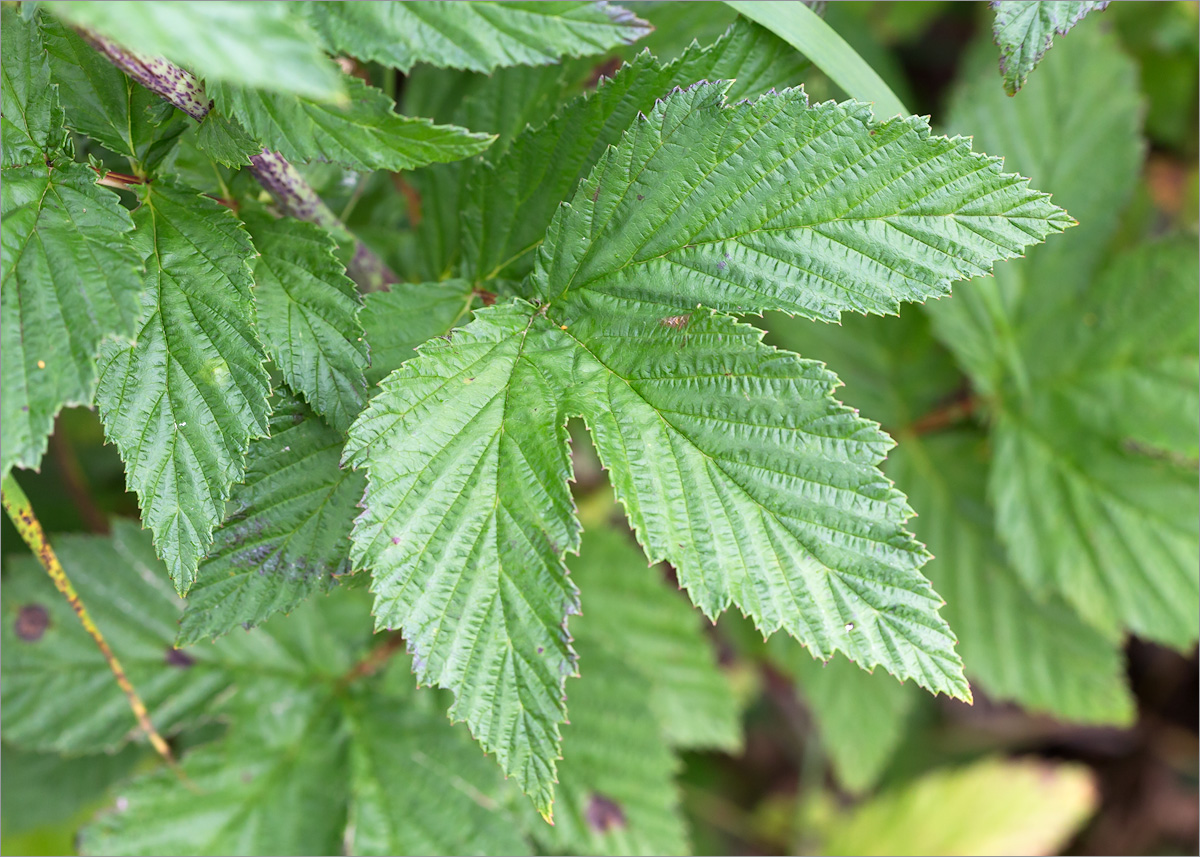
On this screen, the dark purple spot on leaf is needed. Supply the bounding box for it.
[586,792,626,833]
[15,604,49,641]
[717,261,726,270]
[392,536,401,544]
[164,647,195,668]
[537,646,544,654]
[636,194,644,201]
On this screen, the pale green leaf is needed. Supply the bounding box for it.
[345,301,580,816]
[571,523,741,751]
[211,76,494,173]
[360,280,477,386]
[1,6,63,168]
[193,111,259,168]
[38,16,187,172]
[178,393,365,645]
[823,758,1098,856]
[992,0,1110,95]
[535,645,688,856]
[530,82,1072,321]
[45,0,346,101]
[96,181,270,595]
[1,160,143,479]
[725,0,908,117]
[466,20,816,285]
[774,644,917,794]
[244,213,368,432]
[304,1,651,73]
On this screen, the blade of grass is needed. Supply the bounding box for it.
[724,1,909,118]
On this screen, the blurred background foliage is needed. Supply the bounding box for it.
[3,2,1196,855]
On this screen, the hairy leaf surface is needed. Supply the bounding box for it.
[178,393,365,645]
[193,111,260,168]
[244,213,368,432]
[304,1,651,73]
[46,0,346,101]
[360,280,477,386]
[1,6,63,168]
[351,81,1070,811]
[211,76,494,173]
[991,0,1110,94]
[96,182,270,595]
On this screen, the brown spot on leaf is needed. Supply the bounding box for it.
[586,792,626,833]
[164,647,195,668]
[660,314,691,330]
[15,604,49,641]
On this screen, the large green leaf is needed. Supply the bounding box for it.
[528,81,1071,321]
[96,182,270,595]
[211,76,494,173]
[345,301,581,816]
[1,160,144,480]
[891,431,1134,724]
[465,20,813,285]
[766,310,1135,723]
[1,8,144,479]
[991,0,1110,94]
[38,17,187,173]
[571,524,741,751]
[350,82,1069,811]
[177,392,365,645]
[2,525,529,855]
[774,644,917,794]
[303,1,651,73]
[243,213,367,433]
[2,521,240,752]
[45,0,345,101]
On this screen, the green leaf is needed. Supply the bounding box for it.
[38,17,187,172]
[45,0,346,101]
[1,159,144,479]
[1,5,63,168]
[466,20,815,285]
[303,1,651,73]
[891,431,1134,724]
[764,309,1134,723]
[822,758,1098,856]
[351,82,1075,810]
[96,181,270,595]
[4,525,527,855]
[211,76,495,173]
[243,213,367,432]
[992,0,1110,95]
[360,280,477,386]
[528,82,1072,321]
[535,645,688,856]
[774,644,917,794]
[2,521,234,752]
[724,0,908,117]
[178,393,365,645]
[193,111,260,168]
[571,523,741,751]
[344,697,532,856]
[345,301,581,817]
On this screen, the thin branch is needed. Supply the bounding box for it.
[80,30,396,291]
[909,394,980,435]
[339,633,406,687]
[1,473,175,767]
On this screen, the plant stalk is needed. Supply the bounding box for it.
[81,30,396,291]
[1,473,175,766]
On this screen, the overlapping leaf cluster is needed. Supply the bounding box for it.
[5,1,1168,851]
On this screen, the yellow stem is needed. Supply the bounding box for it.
[1,473,176,766]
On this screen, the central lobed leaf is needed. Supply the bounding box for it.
[349,81,1072,814]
